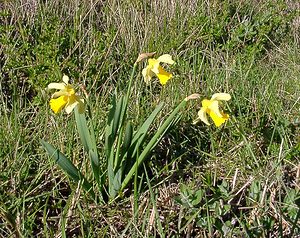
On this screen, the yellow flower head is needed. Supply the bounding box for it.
[193,93,231,127]
[48,75,84,114]
[142,54,174,85]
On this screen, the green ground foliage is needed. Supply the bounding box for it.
[0,0,300,237]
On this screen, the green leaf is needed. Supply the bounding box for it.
[122,121,133,152]
[111,168,122,199]
[105,94,130,199]
[89,149,100,184]
[117,122,134,173]
[107,150,115,198]
[105,95,126,159]
[112,96,124,137]
[74,107,99,183]
[128,102,164,159]
[105,94,117,158]
[41,140,95,199]
[120,99,187,192]
[192,189,204,206]
[74,107,92,152]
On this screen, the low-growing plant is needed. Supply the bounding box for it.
[41,52,232,204]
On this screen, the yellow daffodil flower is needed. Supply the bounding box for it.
[193,93,231,127]
[142,54,174,85]
[48,75,84,114]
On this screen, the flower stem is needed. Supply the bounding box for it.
[125,63,138,104]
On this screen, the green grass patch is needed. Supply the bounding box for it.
[0,0,299,236]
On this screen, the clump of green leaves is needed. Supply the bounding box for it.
[175,174,234,236]
[42,57,191,203]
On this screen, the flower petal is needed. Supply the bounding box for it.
[64,94,77,113]
[142,67,155,84]
[62,75,70,84]
[156,66,172,85]
[157,54,174,64]
[49,96,68,114]
[208,100,223,117]
[148,58,158,67]
[51,90,69,98]
[201,99,211,110]
[48,83,66,90]
[211,93,231,101]
[65,95,84,114]
[148,58,160,74]
[208,110,229,127]
[198,108,210,125]
[65,101,78,114]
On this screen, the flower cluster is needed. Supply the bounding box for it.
[47,54,231,127]
[140,53,231,127]
[44,52,233,203]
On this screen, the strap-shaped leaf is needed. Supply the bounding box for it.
[119,103,164,177]
[41,140,95,199]
[127,102,164,160]
[105,95,125,154]
[110,168,122,199]
[105,94,116,158]
[119,122,133,162]
[107,150,115,197]
[89,149,100,184]
[74,107,92,151]
[105,94,129,199]
[112,96,124,138]
[74,107,99,183]
[120,100,187,192]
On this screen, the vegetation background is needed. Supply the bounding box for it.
[0,0,300,237]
